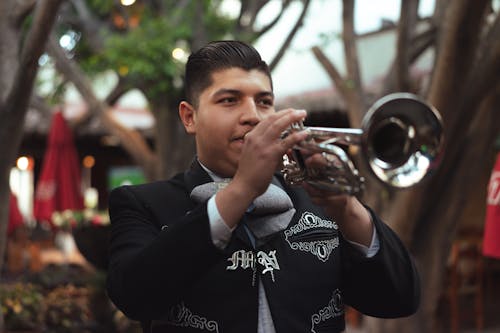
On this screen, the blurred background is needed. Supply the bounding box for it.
[0,0,499,332]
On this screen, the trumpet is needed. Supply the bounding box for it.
[281,93,444,194]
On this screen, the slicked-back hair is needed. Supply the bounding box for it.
[184,40,272,108]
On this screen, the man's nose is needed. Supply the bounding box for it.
[240,99,261,125]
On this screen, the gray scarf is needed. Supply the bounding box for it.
[190,179,296,240]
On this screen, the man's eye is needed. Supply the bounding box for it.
[218,97,237,104]
[258,99,274,107]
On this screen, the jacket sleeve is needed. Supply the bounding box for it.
[340,207,421,318]
[106,185,225,320]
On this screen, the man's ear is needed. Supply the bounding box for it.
[179,101,196,134]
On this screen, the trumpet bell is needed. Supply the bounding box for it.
[361,93,443,188]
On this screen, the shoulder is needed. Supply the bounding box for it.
[109,172,187,208]
[112,172,184,195]
[108,172,195,229]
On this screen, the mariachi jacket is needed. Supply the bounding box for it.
[106,160,420,333]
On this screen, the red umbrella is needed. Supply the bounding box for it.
[34,111,84,226]
[483,152,500,259]
[8,193,24,236]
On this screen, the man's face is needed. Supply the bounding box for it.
[183,67,275,177]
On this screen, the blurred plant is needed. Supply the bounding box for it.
[51,209,110,230]
[28,263,91,291]
[0,283,44,331]
[44,284,90,333]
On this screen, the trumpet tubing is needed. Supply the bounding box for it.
[281,93,444,194]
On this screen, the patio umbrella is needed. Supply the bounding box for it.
[34,111,84,226]
[483,152,500,259]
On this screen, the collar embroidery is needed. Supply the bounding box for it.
[284,211,339,262]
[311,289,344,333]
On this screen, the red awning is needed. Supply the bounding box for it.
[483,152,500,259]
[34,111,84,225]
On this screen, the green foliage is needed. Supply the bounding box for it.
[73,0,240,102]
[0,283,44,331]
[104,17,185,97]
[85,0,115,18]
[203,2,241,41]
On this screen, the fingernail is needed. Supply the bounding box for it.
[294,109,306,116]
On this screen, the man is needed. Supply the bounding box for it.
[107,40,420,333]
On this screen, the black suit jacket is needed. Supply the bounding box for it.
[106,160,420,333]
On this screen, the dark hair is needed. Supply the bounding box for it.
[184,40,272,107]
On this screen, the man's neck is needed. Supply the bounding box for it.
[198,159,227,182]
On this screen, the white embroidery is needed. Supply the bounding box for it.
[226,249,280,282]
[166,302,219,332]
[257,250,280,282]
[227,250,255,270]
[285,212,339,262]
[311,289,344,333]
[286,212,338,234]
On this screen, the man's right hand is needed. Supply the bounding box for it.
[216,109,308,229]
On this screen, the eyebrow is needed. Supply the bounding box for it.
[212,89,274,100]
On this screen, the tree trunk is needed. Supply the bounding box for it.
[0,0,63,330]
[311,1,499,332]
[152,100,195,180]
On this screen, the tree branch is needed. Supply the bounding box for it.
[71,75,131,130]
[46,35,158,178]
[29,94,54,121]
[428,0,489,113]
[11,0,37,26]
[255,0,291,38]
[0,1,64,279]
[68,0,106,51]
[381,24,437,96]
[237,0,270,34]
[461,11,500,123]
[170,0,192,26]
[311,46,349,97]
[268,0,310,71]
[5,0,64,127]
[191,1,208,51]
[342,0,362,88]
[340,0,365,125]
[395,0,419,91]
[105,76,131,106]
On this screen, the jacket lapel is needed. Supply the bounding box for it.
[183,158,212,193]
[183,159,254,247]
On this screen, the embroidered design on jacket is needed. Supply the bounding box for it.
[165,302,219,332]
[226,249,280,282]
[284,212,339,262]
[310,289,344,333]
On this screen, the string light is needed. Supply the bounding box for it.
[172,47,186,61]
[83,155,95,168]
[16,156,32,171]
[120,0,136,6]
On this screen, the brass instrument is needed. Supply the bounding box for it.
[281,93,444,194]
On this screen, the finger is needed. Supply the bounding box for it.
[247,108,294,136]
[303,182,350,200]
[261,109,307,140]
[305,153,329,167]
[302,182,324,197]
[279,130,309,152]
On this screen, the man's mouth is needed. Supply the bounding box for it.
[232,132,249,142]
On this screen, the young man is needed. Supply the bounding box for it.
[107,40,420,333]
